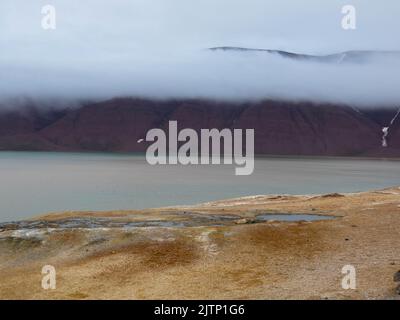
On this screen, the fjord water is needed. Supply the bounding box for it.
[0,151,400,222]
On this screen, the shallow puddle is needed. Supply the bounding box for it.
[0,213,336,232]
[255,214,335,222]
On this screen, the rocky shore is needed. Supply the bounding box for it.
[1,187,400,299]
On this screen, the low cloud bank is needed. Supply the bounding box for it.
[1,0,400,108]
[1,50,400,108]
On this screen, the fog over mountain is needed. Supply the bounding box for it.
[1,0,400,106]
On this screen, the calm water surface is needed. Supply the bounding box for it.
[0,152,399,222]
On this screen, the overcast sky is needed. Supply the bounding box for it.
[1,0,400,106]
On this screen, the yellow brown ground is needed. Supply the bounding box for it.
[0,187,399,300]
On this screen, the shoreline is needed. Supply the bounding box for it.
[1,151,400,224]
[2,149,400,161]
[0,187,399,299]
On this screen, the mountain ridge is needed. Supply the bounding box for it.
[209,47,400,63]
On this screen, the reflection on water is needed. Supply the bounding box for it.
[0,151,399,222]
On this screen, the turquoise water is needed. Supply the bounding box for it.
[0,151,399,222]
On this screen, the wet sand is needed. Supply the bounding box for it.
[0,187,399,299]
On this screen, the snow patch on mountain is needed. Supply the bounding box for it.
[382,108,400,147]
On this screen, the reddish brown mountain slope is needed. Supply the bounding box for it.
[0,98,398,156]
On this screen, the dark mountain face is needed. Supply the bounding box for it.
[0,106,69,151]
[0,98,399,157]
[233,101,382,156]
[361,108,400,127]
